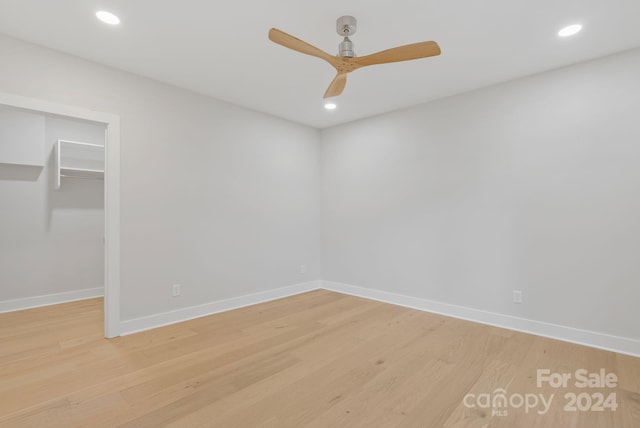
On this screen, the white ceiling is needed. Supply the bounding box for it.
[0,1,639,128]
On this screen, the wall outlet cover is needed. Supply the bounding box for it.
[172,284,181,297]
[513,290,523,304]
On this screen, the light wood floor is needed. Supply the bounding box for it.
[0,290,638,427]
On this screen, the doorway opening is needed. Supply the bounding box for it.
[0,92,120,338]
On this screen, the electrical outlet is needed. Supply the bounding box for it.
[172,284,181,297]
[513,290,523,304]
[300,264,307,274]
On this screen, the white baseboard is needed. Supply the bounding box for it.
[0,287,104,313]
[321,281,640,358]
[119,280,322,336]
[51,278,634,357]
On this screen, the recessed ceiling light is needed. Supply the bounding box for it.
[96,10,120,26]
[558,24,582,37]
[324,102,337,110]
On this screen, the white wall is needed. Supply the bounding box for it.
[0,34,322,321]
[321,48,640,342]
[0,111,105,302]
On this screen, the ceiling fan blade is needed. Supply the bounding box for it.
[269,28,339,67]
[354,41,441,67]
[324,73,348,98]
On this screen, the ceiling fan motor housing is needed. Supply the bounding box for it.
[336,16,357,57]
[339,37,355,57]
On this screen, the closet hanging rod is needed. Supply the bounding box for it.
[60,175,104,181]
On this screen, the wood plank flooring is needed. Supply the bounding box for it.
[0,290,638,427]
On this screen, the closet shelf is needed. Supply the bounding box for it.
[60,167,104,181]
[56,139,105,189]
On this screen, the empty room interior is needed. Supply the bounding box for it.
[1,1,639,427]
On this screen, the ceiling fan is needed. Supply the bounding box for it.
[268,16,441,99]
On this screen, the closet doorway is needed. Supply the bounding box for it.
[0,92,120,338]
